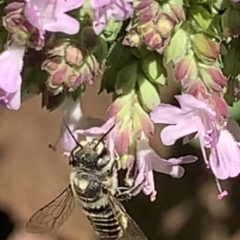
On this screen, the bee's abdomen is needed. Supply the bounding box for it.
[82,205,123,240]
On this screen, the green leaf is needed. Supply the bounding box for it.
[189,5,213,32]
[222,39,240,77]
[141,53,167,85]
[100,41,134,93]
[115,61,138,95]
[101,18,123,42]
[137,73,161,112]
[92,36,108,63]
[224,77,236,107]
[165,28,188,64]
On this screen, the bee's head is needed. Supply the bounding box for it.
[69,140,111,171]
[75,172,105,199]
[63,118,115,171]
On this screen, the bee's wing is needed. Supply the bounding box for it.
[108,194,148,240]
[26,185,75,234]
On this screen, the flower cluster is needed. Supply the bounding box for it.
[1,0,240,203]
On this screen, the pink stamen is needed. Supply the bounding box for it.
[215,177,228,200]
[150,191,157,202]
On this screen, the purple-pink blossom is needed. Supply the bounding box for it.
[151,94,240,199]
[134,137,197,201]
[23,0,83,39]
[91,0,134,34]
[0,43,25,110]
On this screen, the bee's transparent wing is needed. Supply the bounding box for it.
[26,185,75,234]
[108,194,148,240]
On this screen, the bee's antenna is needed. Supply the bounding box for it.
[63,118,83,148]
[94,124,115,150]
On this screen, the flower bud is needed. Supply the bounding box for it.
[137,73,161,112]
[42,41,99,95]
[199,64,227,92]
[155,13,175,38]
[174,53,198,87]
[2,2,44,50]
[134,0,160,23]
[162,0,186,23]
[191,34,220,63]
[122,30,142,47]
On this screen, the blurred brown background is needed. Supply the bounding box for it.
[1,79,240,240]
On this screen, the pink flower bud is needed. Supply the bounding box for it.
[174,53,198,87]
[42,42,99,95]
[192,34,220,62]
[156,13,175,38]
[2,2,44,50]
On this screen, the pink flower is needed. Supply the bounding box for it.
[150,94,218,163]
[151,94,240,199]
[91,0,134,34]
[0,43,25,110]
[24,0,83,39]
[210,123,240,180]
[50,97,104,152]
[134,137,198,201]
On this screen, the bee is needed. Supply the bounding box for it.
[26,121,147,240]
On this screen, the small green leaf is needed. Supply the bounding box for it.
[224,77,236,107]
[137,73,161,112]
[222,39,240,77]
[100,41,134,93]
[189,5,213,32]
[101,18,123,42]
[115,61,138,95]
[92,36,108,63]
[141,53,167,85]
[165,28,189,64]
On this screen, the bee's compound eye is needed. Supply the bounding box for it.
[96,157,110,169]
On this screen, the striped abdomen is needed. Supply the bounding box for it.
[81,202,123,240]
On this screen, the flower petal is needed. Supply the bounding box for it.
[44,13,80,34]
[76,117,114,136]
[0,44,25,92]
[91,0,111,9]
[209,130,240,180]
[167,155,198,165]
[161,121,197,145]
[7,88,21,110]
[58,0,84,11]
[150,104,186,124]
[175,94,215,116]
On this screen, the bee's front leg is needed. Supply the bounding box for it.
[115,180,144,201]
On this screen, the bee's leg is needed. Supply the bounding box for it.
[109,159,119,175]
[115,180,144,201]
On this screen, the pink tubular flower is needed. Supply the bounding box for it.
[210,122,240,180]
[24,0,83,39]
[91,0,134,34]
[151,94,240,199]
[134,137,198,201]
[0,43,25,110]
[50,97,104,152]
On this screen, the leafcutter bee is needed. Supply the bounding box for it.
[26,120,147,240]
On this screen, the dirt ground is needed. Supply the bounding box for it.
[1,80,240,240]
